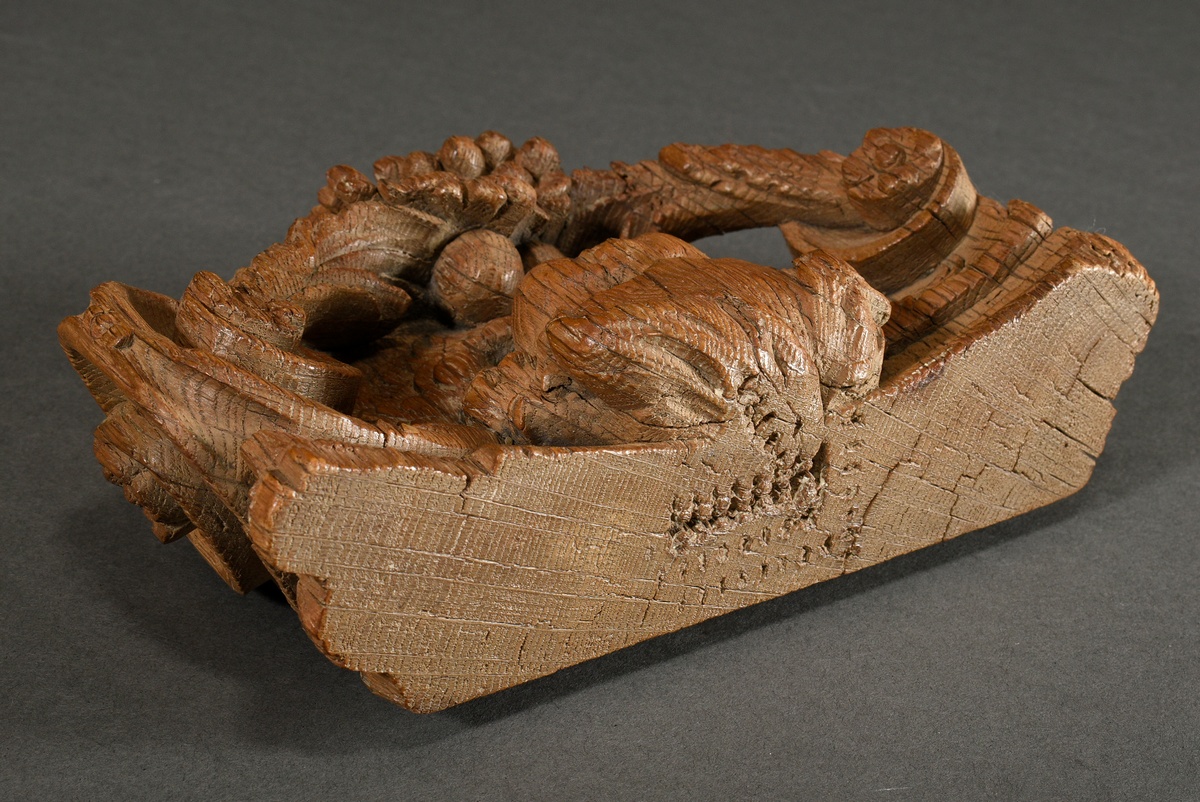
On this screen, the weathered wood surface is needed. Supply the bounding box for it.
[59,128,1158,712]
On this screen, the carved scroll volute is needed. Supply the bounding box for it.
[781,127,979,294]
[843,127,946,230]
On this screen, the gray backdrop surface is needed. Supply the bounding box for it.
[2,1,1196,799]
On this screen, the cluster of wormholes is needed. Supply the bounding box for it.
[667,443,831,552]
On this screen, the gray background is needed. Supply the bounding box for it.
[3,1,1197,799]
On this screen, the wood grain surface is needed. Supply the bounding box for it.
[59,128,1158,712]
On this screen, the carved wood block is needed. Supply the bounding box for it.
[59,128,1158,712]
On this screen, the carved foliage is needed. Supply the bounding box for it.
[463,233,889,468]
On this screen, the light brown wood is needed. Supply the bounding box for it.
[59,128,1158,712]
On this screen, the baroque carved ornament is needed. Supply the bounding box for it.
[60,128,1157,712]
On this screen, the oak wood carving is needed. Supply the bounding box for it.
[59,128,1158,712]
